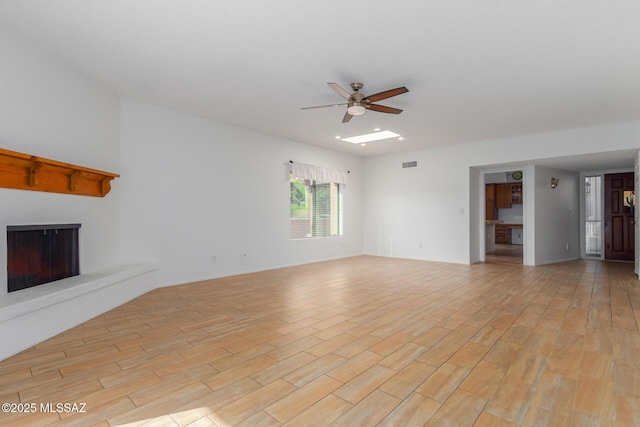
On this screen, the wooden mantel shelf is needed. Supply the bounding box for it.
[0,148,119,197]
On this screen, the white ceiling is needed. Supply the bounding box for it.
[1,1,639,161]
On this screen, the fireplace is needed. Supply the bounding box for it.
[7,224,80,292]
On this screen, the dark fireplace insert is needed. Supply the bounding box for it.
[7,224,80,292]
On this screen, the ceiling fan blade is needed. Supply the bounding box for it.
[328,83,352,100]
[342,111,353,123]
[365,86,409,103]
[367,104,403,114]
[301,103,347,110]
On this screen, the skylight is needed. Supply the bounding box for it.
[341,130,401,144]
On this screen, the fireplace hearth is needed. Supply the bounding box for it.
[7,224,80,292]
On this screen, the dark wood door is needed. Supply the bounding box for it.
[605,172,635,261]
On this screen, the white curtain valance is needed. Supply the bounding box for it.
[291,162,348,185]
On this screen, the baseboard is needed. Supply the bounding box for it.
[157,253,365,289]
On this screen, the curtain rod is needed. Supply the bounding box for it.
[289,160,350,174]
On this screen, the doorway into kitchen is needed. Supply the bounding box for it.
[485,170,524,264]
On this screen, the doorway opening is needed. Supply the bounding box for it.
[484,171,524,264]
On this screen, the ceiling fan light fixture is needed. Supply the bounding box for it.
[347,105,366,116]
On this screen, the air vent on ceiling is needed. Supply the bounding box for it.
[402,161,417,168]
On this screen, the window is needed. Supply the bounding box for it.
[290,177,343,239]
[584,175,602,257]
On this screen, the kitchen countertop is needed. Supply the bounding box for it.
[486,221,522,227]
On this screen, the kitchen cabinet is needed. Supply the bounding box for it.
[495,223,523,245]
[496,182,523,208]
[495,224,510,244]
[496,183,511,208]
[485,184,498,220]
[511,183,523,204]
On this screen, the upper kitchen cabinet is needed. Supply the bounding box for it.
[496,182,523,208]
[486,184,498,220]
[496,183,511,208]
[511,182,522,204]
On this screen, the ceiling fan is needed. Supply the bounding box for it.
[301,82,409,123]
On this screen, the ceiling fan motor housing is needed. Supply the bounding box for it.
[350,92,365,105]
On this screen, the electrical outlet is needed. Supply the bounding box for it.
[566,243,570,251]
[211,255,217,263]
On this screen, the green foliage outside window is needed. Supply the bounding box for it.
[290,177,342,239]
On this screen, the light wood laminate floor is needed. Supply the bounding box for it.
[486,244,523,265]
[1,256,639,426]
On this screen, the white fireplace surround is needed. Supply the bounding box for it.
[0,262,159,360]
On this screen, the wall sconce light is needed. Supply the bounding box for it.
[550,177,559,189]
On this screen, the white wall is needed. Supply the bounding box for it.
[364,121,640,265]
[498,204,523,224]
[469,167,481,264]
[0,24,121,295]
[533,166,580,265]
[118,99,364,287]
[363,144,473,263]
